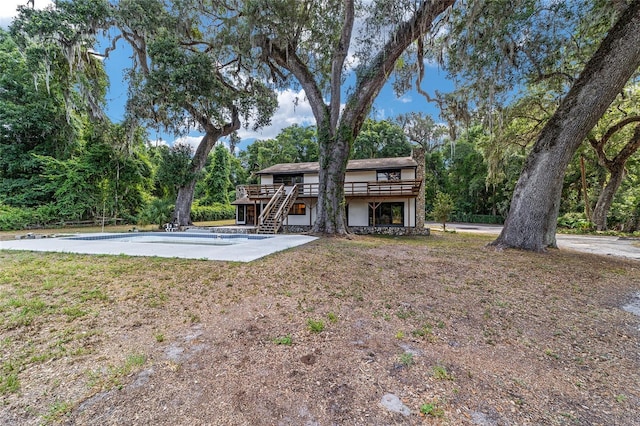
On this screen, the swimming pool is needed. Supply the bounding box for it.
[1,232,317,262]
[66,232,271,246]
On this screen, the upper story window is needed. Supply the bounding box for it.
[273,174,304,185]
[376,169,401,181]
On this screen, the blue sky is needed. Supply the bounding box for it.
[2,1,453,152]
[99,40,453,152]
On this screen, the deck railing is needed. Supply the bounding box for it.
[237,179,421,199]
[237,184,283,199]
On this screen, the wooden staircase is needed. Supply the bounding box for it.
[257,185,299,234]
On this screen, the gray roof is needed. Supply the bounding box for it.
[256,156,417,175]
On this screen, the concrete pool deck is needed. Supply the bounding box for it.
[0,232,318,262]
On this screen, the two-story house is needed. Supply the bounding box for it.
[232,148,427,235]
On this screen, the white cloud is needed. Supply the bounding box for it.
[147,138,169,148]
[237,89,315,141]
[374,108,386,120]
[399,95,412,103]
[0,0,53,29]
[161,89,316,149]
[173,135,203,152]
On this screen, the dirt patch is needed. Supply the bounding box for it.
[1,233,639,425]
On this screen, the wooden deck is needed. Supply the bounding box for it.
[237,180,421,200]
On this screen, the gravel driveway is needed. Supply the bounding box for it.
[428,222,640,261]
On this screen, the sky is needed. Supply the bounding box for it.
[1,1,453,152]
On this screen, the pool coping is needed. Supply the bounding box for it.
[0,232,318,262]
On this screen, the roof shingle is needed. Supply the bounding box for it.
[256,156,417,175]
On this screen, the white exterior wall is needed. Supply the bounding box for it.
[345,170,375,182]
[406,198,416,227]
[284,204,313,226]
[347,201,369,226]
[401,168,416,179]
[303,173,319,184]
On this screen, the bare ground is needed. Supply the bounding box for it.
[1,232,639,425]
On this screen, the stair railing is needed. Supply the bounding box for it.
[272,185,299,230]
[258,184,285,226]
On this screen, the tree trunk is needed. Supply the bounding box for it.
[592,164,625,231]
[589,123,640,231]
[491,1,640,251]
[312,125,350,234]
[253,0,455,235]
[174,179,197,227]
[174,132,213,227]
[173,107,240,226]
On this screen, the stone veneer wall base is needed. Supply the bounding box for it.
[282,225,430,236]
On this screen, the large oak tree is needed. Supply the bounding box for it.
[492,1,640,250]
[245,0,455,234]
[12,0,277,226]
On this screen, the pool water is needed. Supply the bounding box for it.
[2,231,316,262]
[66,232,271,246]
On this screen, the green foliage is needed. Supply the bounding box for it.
[395,112,447,152]
[204,145,232,205]
[155,144,198,200]
[432,192,454,230]
[419,124,514,222]
[43,400,73,423]
[190,203,235,222]
[273,334,292,346]
[432,365,453,380]
[0,362,20,394]
[0,29,80,208]
[306,319,325,333]
[137,198,173,228]
[240,125,318,180]
[351,119,412,159]
[0,204,39,231]
[398,352,414,367]
[557,213,594,231]
[440,0,609,120]
[0,203,61,231]
[35,123,152,223]
[419,401,444,417]
[446,129,493,214]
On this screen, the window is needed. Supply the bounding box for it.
[289,203,306,215]
[376,169,401,181]
[369,202,404,226]
[273,174,304,185]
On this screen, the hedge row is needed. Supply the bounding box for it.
[0,202,235,231]
[0,204,59,231]
[190,203,235,222]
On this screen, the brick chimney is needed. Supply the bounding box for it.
[411,147,426,229]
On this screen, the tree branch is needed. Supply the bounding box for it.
[600,115,640,146]
[343,0,456,135]
[253,34,328,130]
[329,0,354,130]
[612,123,640,165]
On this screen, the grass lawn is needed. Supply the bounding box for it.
[1,231,638,424]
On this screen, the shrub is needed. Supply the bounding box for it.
[0,204,59,231]
[431,192,454,231]
[137,199,173,228]
[190,203,234,222]
[557,212,594,231]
